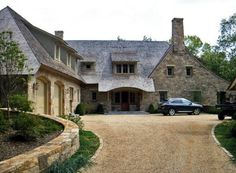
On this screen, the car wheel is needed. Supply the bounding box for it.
[193,108,200,115]
[168,108,176,116]
[218,112,225,120]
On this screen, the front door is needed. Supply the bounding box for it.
[121,91,129,111]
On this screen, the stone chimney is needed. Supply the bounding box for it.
[172,18,185,54]
[55,31,64,39]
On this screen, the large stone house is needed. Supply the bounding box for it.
[0,7,229,114]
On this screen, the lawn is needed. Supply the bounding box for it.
[215,120,236,161]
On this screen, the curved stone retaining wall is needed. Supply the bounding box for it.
[0,113,79,173]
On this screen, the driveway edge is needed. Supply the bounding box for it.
[211,124,234,160]
[79,131,103,173]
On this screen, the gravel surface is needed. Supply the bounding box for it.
[82,114,236,173]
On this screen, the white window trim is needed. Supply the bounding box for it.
[67,53,72,68]
[54,45,61,61]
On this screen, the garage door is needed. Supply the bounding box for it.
[36,79,46,114]
[54,83,62,116]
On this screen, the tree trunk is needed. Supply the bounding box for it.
[6,96,10,119]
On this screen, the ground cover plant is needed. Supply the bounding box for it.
[46,116,100,173]
[215,120,236,162]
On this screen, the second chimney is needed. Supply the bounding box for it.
[172,18,185,54]
[55,31,64,39]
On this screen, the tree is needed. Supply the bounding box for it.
[218,13,236,60]
[0,31,29,117]
[184,35,203,56]
[117,36,125,41]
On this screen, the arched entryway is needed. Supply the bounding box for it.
[111,88,142,111]
[54,81,64,116]
[36,77,50,115]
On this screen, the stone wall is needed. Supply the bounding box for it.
[28,68,81,115]
[81,84,110,113]
[0,112,79,173]
[147,49,229,110]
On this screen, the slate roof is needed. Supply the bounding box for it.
[0,7,84,82]
[67,40,170,92]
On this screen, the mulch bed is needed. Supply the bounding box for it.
[0,130,62,162]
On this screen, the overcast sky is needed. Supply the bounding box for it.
[1,0,235,45]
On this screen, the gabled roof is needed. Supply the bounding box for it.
[67,40,169,91]
[228,76,236,90]
[0,6,84,82]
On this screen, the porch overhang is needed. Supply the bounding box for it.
[98,77,155,92]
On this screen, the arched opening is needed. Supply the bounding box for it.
[110,88,142,111]
[36,77,50,115]
[54,81,64,116]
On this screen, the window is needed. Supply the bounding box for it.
[54,45,60,60]
[92,91,97,101]
[116,64,122,73]
[115,92,120,104]
[159,91,167,102]
[167,66,174,76]
[123,64,128,73]
[67,54,72,67]
[182,98,191,105]
[186,66,193,77]
[192,91,201,103]
[130,92,135,104]
[115,64,135,74]
[129,64,135,73]
[86,64,91,69]
[69,87,74,101]
[171,99,183,104]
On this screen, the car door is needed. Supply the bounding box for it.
[170,99,183,112]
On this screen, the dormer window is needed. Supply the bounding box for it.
[115,64,136,74]
[54,45,60,61]
[86,64,91,69]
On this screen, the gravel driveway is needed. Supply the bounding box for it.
[82,114,236,173]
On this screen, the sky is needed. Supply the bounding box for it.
[1,0,235,45]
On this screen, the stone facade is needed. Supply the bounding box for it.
[81,84,110,113]
[28,67,81,115]
[147,50,229,110]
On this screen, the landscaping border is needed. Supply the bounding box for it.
[211,124,234,160]
[0,112,80,173]
[78,131,103,172]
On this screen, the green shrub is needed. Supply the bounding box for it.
[148,104,155,114]
[60,115,84,130]
[203,106,220,114]
[74,103,85,115]
[0,110,9,133]
[9,94,33,112]
[230,121,236,138]
[96,104,104,114]
[36,117,63,135]
[12,113,39,140]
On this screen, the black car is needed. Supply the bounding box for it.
[159,98,203,116]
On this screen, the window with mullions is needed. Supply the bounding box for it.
[91,91,97,101]
[167,66,174,76]
[186,66,193,77]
